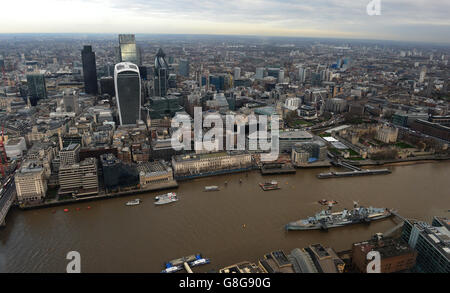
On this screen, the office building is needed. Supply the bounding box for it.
[209,75,225,91]
[291,140,327,165]
[118,34,139,65]
[279,130,314,153]
[58,158,99,196]
[278,69,285,83]
[154,48,169,97]
[298,67,306,83]
[172,151,252,179]
[138,65,147,80]
[151,139,184,161]
[352,235,417,273]
[62,135,82,148]
[258,250,295,273]
[206,93,229,112]
[311,72,322,86]
[284,97,301,111]
[419,67,427,83]
[255,67,264,80]
[304,244,345,273]
[411,119,450,141]
[147,95,183,119]
[26,73,47,103]
[325,98,347,113]
[137,161,174,188]
[233,67,241,80]
[114,62,141,125]
[100,153,139,192]
[59,143,81,166]
[100,76,115,97]
[63,90,79,114]
[298,105,316,118]
[81,45,98,95]
[288,248,318,273]
[5,137,27,159]
[15,161,47,202]
[178,58,189,77]
[168,73,177,88]
[429,115,450,126]
[401,217,450,273]
[267,68,280,79]
[392,113,429,127]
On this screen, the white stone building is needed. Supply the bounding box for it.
[15,161,47,202]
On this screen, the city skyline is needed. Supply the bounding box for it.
[0,0,449,275]
[1,0,449,44]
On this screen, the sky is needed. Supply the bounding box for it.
[1,0,449,43]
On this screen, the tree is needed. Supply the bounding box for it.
[285,110,298,126]
[322,111,332,120]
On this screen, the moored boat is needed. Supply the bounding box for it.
[259,180,280,191]
[161,264,183,273]
[204,186,220,192]
[125,199,141,206]
[318,199,338,206]
[161,253,210,273]
[286,204,393,231]
[155,192,178,205]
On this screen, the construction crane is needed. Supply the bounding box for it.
[0,126,8,178]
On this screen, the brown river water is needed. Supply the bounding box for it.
[1,161,449,272]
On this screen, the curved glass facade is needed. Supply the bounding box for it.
[114,62,141,125]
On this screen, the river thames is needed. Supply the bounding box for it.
[1,161,449,272]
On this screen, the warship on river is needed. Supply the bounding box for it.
[285,202,394,231]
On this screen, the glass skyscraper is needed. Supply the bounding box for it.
[81,45,98,95]
[114,62,141,125]
[154,48,169,97]
[119,34,140,65]
[26,73,47,105]
[178,58,189,77]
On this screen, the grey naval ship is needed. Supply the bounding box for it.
[285,202,393,231]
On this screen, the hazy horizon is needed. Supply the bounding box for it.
[1,0,449,44]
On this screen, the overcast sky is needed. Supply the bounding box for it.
[1,0,449,43]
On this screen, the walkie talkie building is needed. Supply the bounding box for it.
[114,62,141,126]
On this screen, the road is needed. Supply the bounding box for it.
[0,177,16,227]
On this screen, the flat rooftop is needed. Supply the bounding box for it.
[62,143,80,151]
[137,161,170,175]
[325,125,350,134]
[279,130,313,140]
[19,161,43,173]
[173,151,248,162]
[354,238,415,259]
[219,261,265,273]
[423,226,450,258]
